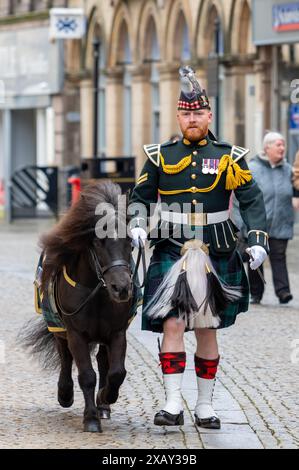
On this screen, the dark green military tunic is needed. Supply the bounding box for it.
[129,134,269,332]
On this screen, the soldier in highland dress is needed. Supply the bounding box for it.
[129,67,269,428]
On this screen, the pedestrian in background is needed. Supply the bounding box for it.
[292,149,299,206]
[234,131,299,305]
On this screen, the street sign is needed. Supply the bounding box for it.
[273,2,299,32]
[49,8,86,40]
[253,0,299,45]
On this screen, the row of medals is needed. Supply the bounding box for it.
[201,158,220,175]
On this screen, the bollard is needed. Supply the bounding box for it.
[67,176,81,205]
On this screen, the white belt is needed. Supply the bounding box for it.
[161,210,229,226]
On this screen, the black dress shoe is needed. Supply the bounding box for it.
[250,296,262,305]
[154,410,184,426]
[194,413,221,429]
[279,292,293,304]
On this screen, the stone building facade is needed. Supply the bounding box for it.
[1,0,299,182]
[74,0,299,175]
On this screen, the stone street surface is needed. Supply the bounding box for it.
[0,220,298,449]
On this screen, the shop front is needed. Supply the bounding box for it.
[0,25,63,220]
[253,0,299,163]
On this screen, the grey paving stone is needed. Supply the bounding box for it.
[200,432,263,449]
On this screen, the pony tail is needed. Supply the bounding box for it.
[17,318,60,370]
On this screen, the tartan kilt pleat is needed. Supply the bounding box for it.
[142,242,249,332]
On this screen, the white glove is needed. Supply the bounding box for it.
[130,227,147,248]
[246,246,267,270]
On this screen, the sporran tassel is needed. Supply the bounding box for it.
[170,260,199,314]
[204,264,242,317]
[145,240,243,330]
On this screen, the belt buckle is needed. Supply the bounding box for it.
[187,212,207,226]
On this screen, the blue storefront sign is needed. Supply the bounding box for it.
[273,2,299,32]
[289,104,299,129]
[253,0,299,45]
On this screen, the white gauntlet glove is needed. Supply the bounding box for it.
[130,227,147,248]
[246,246,267,270]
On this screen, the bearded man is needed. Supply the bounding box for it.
[129,67,268,429]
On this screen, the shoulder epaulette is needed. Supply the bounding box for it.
[161,140,178,148]
[143,144,161,167]
[212,140,231,148]
[230,145,250,163]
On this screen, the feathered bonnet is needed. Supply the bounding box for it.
[177,66,210,111]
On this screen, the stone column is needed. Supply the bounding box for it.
[52,95,65,167]
[3,109,11,222]
[158,63,180,142]
[79,78,93,158]
[255,46,272,132]
[253,46,272,150]
[221,64,237,144]
[130,64,151,176]
[105,67,124,157]
[36,108,47,167]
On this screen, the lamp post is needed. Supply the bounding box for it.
[93,38,100,158]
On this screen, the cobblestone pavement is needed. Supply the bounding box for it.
[0,221,204,450]
[0,220,298,449]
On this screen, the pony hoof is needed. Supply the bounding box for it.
[99,408,111,419]
[83,421,102,433]
[58,393,74,408]
[58,396,74,408]
[97,399,111,419]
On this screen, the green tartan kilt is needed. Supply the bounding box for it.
[142,241,249,332]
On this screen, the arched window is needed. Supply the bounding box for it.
[144,17,160,63]
[239,1,250,55]
[98,39,106,157]
[90,21,107,158]
[117,21,132,156]
[144,17,161,142]
[203,5,224,137]
[207,5,224,57]
[117,21,132,65]
[174,12,191,62]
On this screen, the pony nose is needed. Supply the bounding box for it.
[111,283,131,301]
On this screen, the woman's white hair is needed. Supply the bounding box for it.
[263,131,285,150]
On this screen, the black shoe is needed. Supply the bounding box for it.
[279,292,293,304]
[194,413,221,429]
[154,410,184,426]
[250,296,262,305]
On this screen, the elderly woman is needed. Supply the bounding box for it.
[234,131,299,304]
[292,150,299,204]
